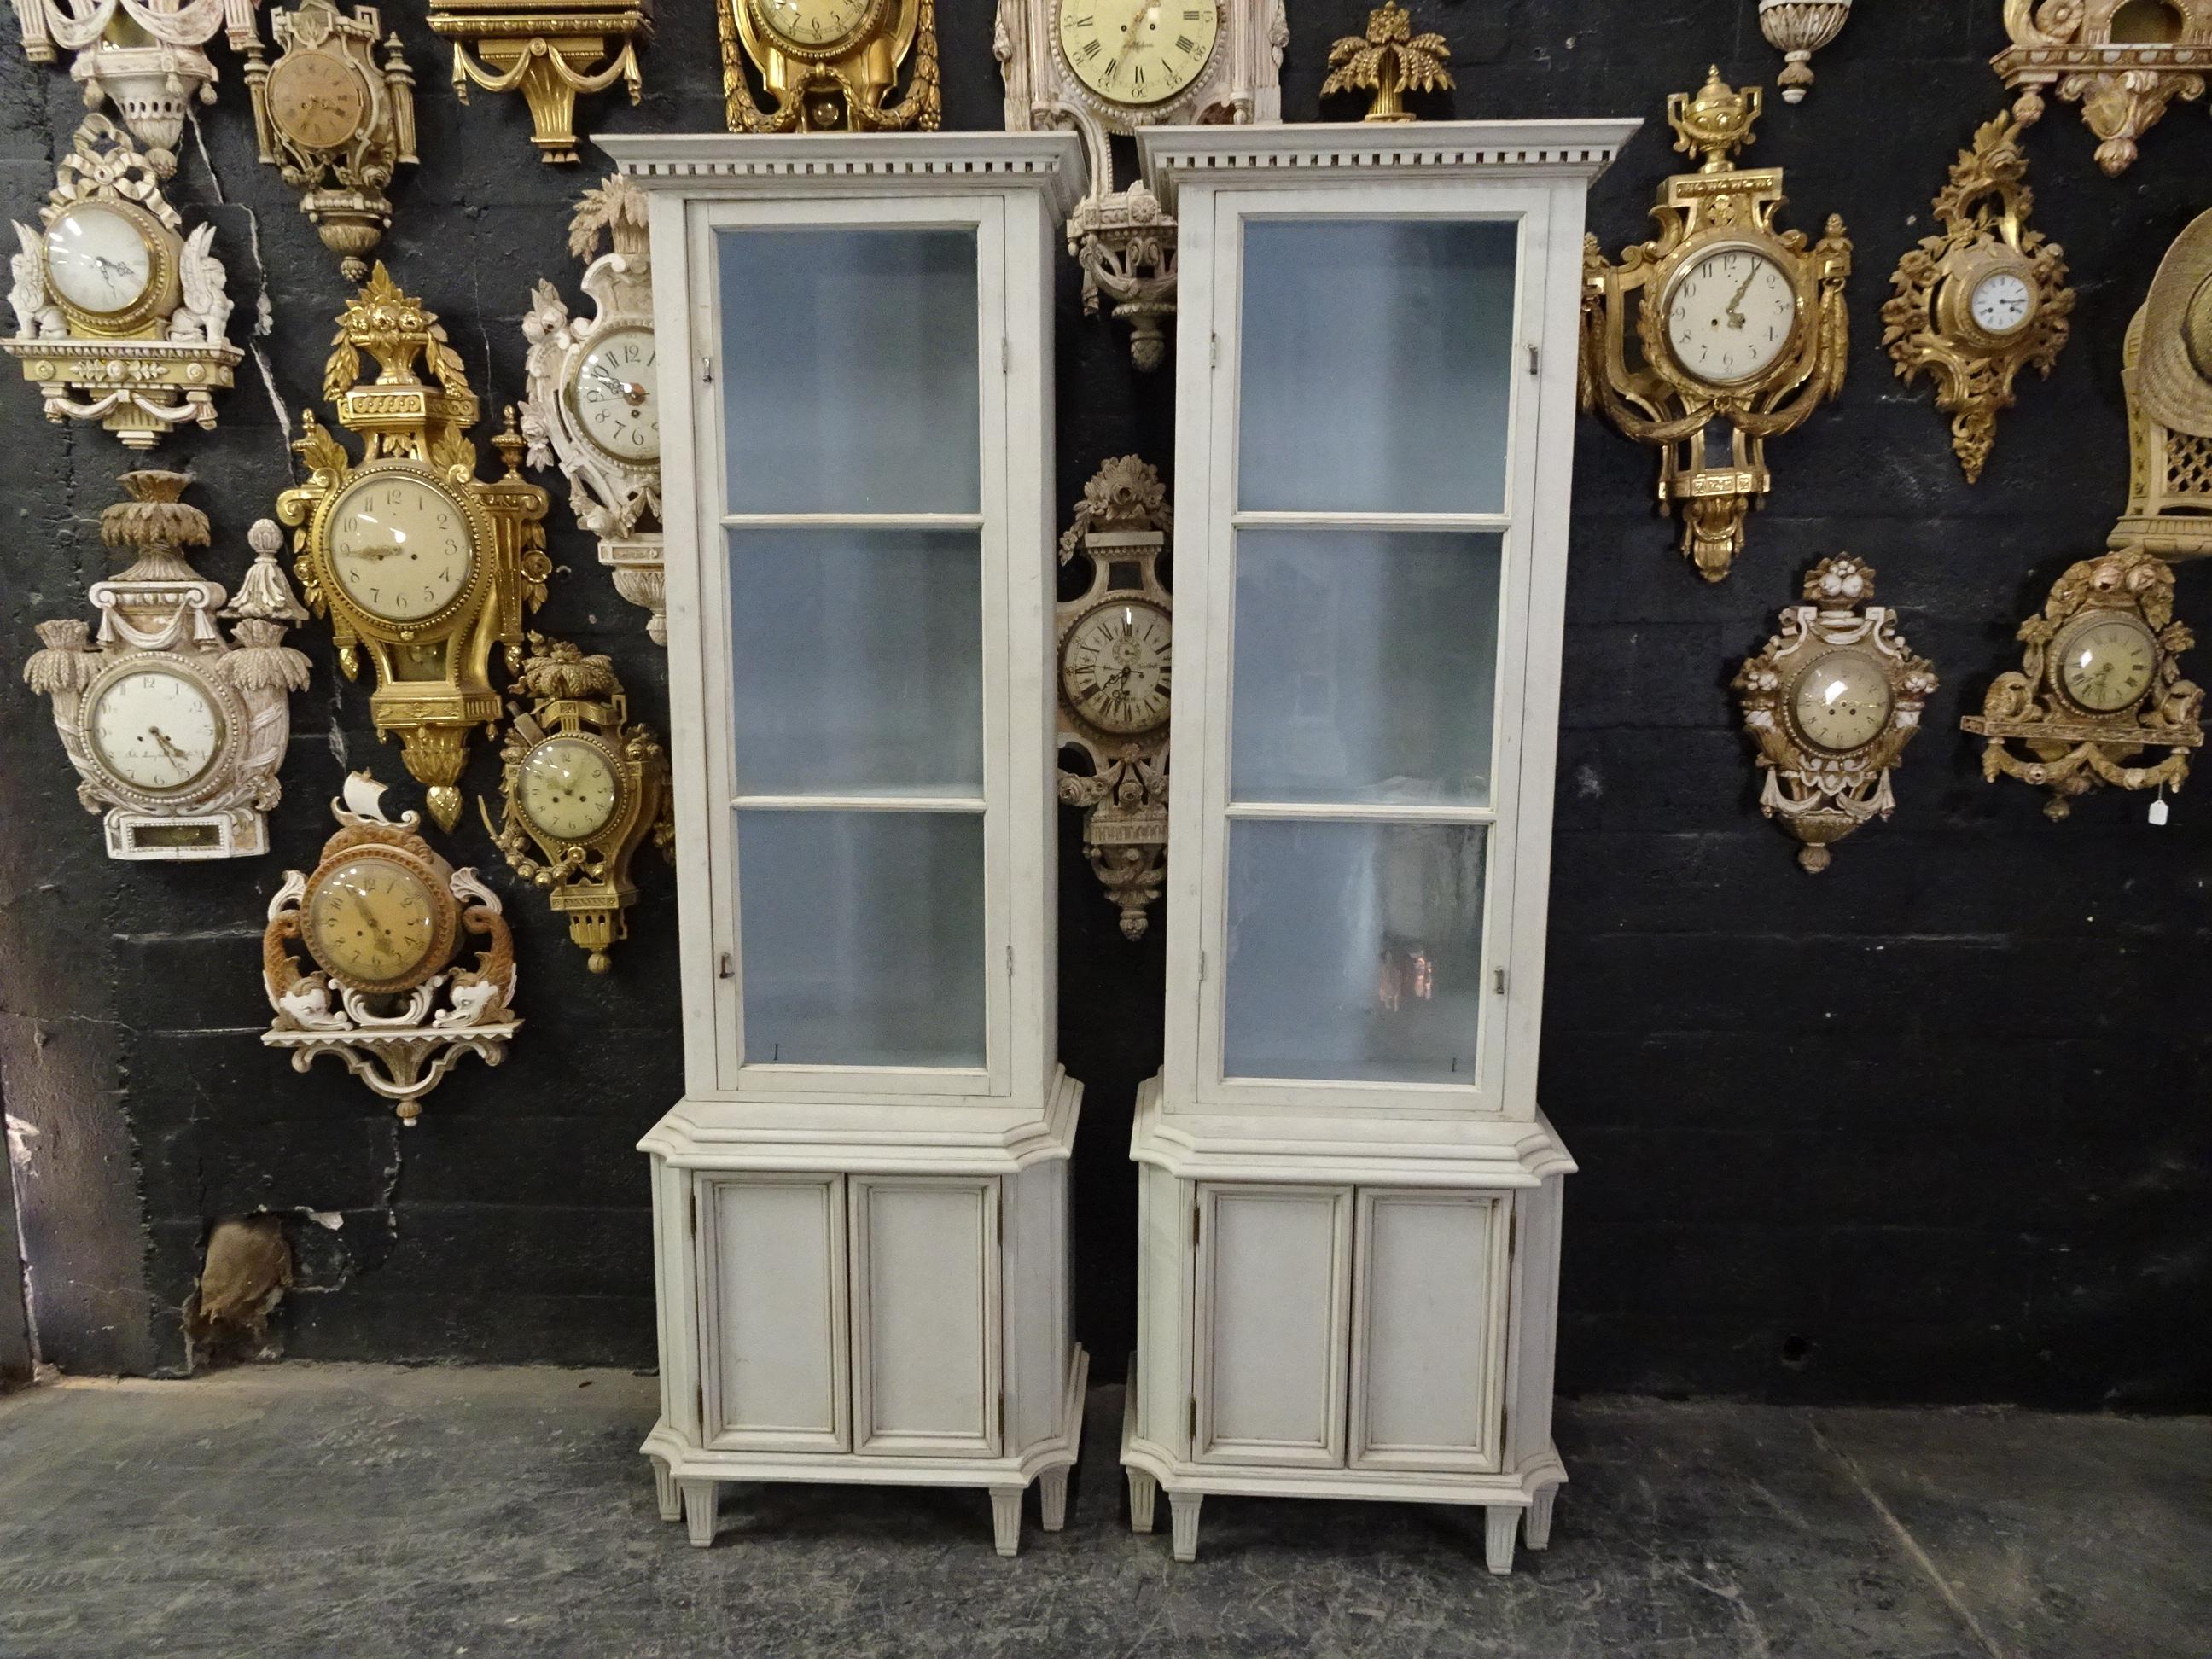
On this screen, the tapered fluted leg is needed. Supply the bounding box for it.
[1169,1490,1202,1563]
[1126,1466,1157,1534]
[991,1486,1025,1557]
[1039,1465,1069,1533]
[651,1456,680,1522]
[680,1479,720,1548]
[1524,1485,1558,1551]
[1484,1505,1518,1575]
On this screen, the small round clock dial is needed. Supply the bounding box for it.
[1789,649,1895,754]
[1059,0,1220,107]
[754,0,874,49]
[266,50,371,150]
[1970,269,2035,337]
[326,473,476,624]
[520,736,623,841]
[1664,246,1798,386]
[2056,614,2159,713]
[87,664,224,792]
[1062,597,1172,736]
[307,856,442,987]
[45,204,154,317]
[569,327,660,463]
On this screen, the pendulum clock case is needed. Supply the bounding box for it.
[603,130,1090,1557]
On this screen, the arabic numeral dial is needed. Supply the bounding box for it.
[568,327,661,464]
[1665,246,1797,387]
[325,473,475,624]
[87,665,223,791]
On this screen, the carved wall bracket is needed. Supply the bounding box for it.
[1994,0,2212,175]
[1071,184,1177,374]
[10,0,261,175]
[429,0,649,163]
[1759,0,1851,102]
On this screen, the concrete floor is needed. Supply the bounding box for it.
[0,1367,2204,1658]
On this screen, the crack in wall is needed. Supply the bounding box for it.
[184,108,291,459]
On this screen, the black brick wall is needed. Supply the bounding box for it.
[0,0,2204,1408]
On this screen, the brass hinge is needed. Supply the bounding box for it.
[1191,1202,1201,1249]
[1188,1395,1198,1440]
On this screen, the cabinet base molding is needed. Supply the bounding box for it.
[1121,1372,1564,1570]
[642,1345,1086,1557]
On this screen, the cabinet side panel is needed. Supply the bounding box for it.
[853,1180,996,1455]
[1196,1185,1349,1466]
[701,1176,846,1447]
[1507,1173,1567,1470]
[1004,1158,1068,1453]
[1134,1159,1189,1454]
[1351,1190,1506,1471]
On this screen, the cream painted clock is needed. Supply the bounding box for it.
[3,115,240,450]
[26,471,311,859]
[1057,454,1173,939]
[279,264,551,833]
[997,0,1284,368]
[522,174,664,643]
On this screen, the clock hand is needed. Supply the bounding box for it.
[1724,265,1757,329]
[1113,0,1159,67]
[145,725,187,765]
[345,542,408,562]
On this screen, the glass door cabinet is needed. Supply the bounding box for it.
[605,131,1089,1557]
[1122,120,1637,1569]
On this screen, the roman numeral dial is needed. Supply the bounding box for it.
[1057,0,1219,108]
[1061,597,1173,736]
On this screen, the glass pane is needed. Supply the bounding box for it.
[1224,820,1487,1085]
[718,227,980,514]
[730,527,982,797]
[1231,529,1501,807]
[737,810,985,1068]
[1238,218,1517,515]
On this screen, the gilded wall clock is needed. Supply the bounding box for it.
[521,174,663,643]
[2112,206,2212,560]
[9,0,261,177]
[3,115,240,450]
[1056,455,1173,939]
[263,771,521,1121]
[723,0,939,132]
[277,264,551,833]
[997,0,1284,368]
[428,0,650,164]
[1962,545,2203,819]
[1732,556,1936,872]
[243,0,419,280]
[1580,70,1852,581]
[484,636,672,972]
[1884,114,2073,484]
[26,472,311,859]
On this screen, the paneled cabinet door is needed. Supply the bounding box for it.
[697,1173,851,1452]
[1348,1189,1511,1473]
[1192,1184,1352,1468]
[850,1178,1002,1458]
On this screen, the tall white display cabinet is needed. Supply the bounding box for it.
[602,131,1090,1557]
[1121,121,1638,1570]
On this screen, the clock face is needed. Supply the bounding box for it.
[1664,246,1798,387]
[1062,597,1172,736]
[569,327,660,463]
[326,473,476,623]
[1059,0,1220,107]
[45,204,154,317]
[266,49,370,150]
[753,0,875,49]
[519,736,623,842]
[86,664,224,792]
[1969,269,2035,337]
[2056,614,2159,713]
[306,855,443,987]
[1788,649,1895,754]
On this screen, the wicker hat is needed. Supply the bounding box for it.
[2134,207,2212,438]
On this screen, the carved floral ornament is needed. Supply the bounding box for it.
[1994,0,2212,175]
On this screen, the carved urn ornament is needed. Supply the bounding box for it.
[1580,70,1852,580]
[242,0,417,280]
[997,0,1284,370]
[428,0,650,164]
[2112,206,2212,559]
[1732,556,1936,872]
[521,174,663,642]
[278,264,551,833]
[1758,0,1851,102]
[1962,545,2203,819]
[1056,456,1173,940]
[263,771,521,1121]
[721,0,938,133]
[9,0,261,177]
[1321,2,1452,122]
[4,115,240,449]
[1883,114,2074,483]
[26,471,311,859]
[1994,0,2212,175]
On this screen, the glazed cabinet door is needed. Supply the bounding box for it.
[849,1177,1002,1458]
[1348,1188,1511,1472]
[696,1173,850,1452]
[1191,1183,1351,1468]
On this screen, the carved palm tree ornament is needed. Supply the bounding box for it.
[1320,3,1452,122]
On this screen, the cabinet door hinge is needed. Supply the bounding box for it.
[1209,332,1219,369]
[1188,1395,1198,1440]
[1197,950,1208,985]
[1493,967,1507,996]
[1001,336,1011,375]
[700,354,714,386]
[718,952,735,981]
[1526,343,1540,376]
[1007,944,1016,979]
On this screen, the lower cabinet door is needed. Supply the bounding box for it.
[1193,1183,1352,1468]
[696,1173,851,1452]
[1348,1188,1511,1472]
[849,1177,1001,1458]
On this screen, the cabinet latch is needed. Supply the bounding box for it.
[719,952,735,981]
[1527,343,1540,376]
[1493,968,1507,996]
[700,354,713,386]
